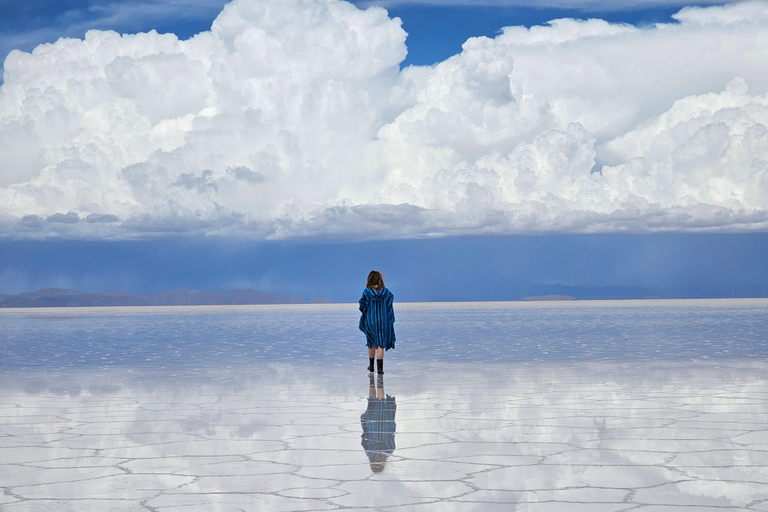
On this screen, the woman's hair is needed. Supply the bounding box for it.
[366,270,385,291]
[369,453,387,473]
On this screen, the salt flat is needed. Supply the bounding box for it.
[1,360,767,511]
[1,300,767,511]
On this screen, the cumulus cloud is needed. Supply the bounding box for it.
[0,1,229,75]
[1,0,768,239]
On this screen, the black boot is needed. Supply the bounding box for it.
[377,358,384,375]
[367,358,374,373]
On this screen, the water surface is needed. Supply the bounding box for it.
[1,299,766,370]
[1,300,767,511]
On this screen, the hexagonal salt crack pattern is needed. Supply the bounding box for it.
[1,360,767,511]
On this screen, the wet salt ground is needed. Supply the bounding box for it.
[2,299,768,369]
[1,300,768,511]
[2,361,768,511]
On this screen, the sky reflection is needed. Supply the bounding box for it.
[1,299,767,371]
[1,359,767,510]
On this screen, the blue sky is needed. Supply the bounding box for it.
[2,0,767,300]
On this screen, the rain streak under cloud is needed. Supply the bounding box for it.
[2,0,768,240]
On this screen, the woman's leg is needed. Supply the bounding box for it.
[376,347,384,374]
[367,346,375,372]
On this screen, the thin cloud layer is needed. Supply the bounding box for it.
[1,0,768,239]
[363,0,737,9]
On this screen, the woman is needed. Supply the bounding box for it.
[359,270,396,374]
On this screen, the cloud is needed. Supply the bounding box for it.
[46,212,80,224]
[0,1,229,79]
[358,0,739,10]
[1,0,768,240]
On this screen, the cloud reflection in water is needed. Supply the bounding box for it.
[0,360,767,510]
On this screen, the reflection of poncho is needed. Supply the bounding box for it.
[358,287,396,350]
[360,396,397,458]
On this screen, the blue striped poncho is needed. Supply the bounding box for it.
[360,395,397,458]
[358,287,396,350]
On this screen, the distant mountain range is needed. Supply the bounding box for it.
[0,288,332,308]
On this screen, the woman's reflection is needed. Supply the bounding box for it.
[361,374,396,473]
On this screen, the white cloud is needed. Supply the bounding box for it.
[0,1,228,80]
[1,0,768,240]
[358,0,738,10]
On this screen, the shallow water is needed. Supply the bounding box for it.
[1,300,767,511]
[1,299,767,370]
